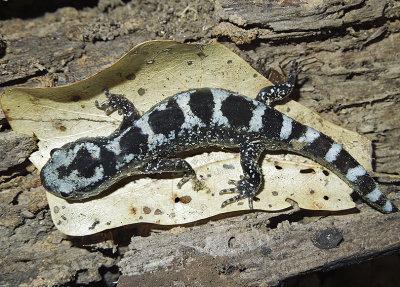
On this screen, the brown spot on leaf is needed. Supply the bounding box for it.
[179,196,192,204]
[53,120,67,132]
[197,51,206,60]
[29,97,39,105]
[70,95,81,102]
[126,73,136,80]
[222,164,235,170]
[143,206,151,214]
[154,209,163,215]
[300,168,315,174]
[88,219,100,230]
[138,88,146,96]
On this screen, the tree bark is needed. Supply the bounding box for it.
[0,0,399,286]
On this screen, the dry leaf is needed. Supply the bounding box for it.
[1,40,372,235]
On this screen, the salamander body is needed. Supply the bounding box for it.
[40,62,397,213]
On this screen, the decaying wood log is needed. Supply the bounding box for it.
[119,208,400,287]
[120,0,400,286]
[0,0,399,286]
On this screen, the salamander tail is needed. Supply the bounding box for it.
[287,121,398,213]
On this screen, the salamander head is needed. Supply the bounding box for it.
[40,139,139,200]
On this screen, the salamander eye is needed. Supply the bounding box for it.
[60,191,70,197]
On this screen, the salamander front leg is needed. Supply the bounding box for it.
[142,158,203,190]
[220,144,264,209]
[256,61,301,106]
[95,89,140,128]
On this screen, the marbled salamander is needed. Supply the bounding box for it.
[40,62,397,213]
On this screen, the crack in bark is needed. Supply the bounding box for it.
[0,70,48,88]
[334,93,397,112]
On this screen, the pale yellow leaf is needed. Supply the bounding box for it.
[1,40,372,235]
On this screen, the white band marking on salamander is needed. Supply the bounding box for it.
[58,165,105,195]
[365,186,382,202]
[346,165,367,182]
[115,153,136,170]
[298,126,320,143]
[175,92,205,131]
[83,142,101,158]
[383,200,393,213]
[51,142,101,168]
[325,143,343,163]
[155,102,168,111]
[135,113,167,149]
[249,104,266,132]
[211,89,230,127]
[280,114,293,140]
[105,127,132,155]
[135,113,154,138]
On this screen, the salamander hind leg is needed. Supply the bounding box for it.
[142,158,203,190]
[256,60,301,106]
[95,89,140,124]
[220,144,264,209]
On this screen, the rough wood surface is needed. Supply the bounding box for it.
[0,0,399,286]
[119,208,400,287]
[213,0,398,43]
[0,130,36,171]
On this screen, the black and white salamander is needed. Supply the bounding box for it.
[40,62,398,213]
